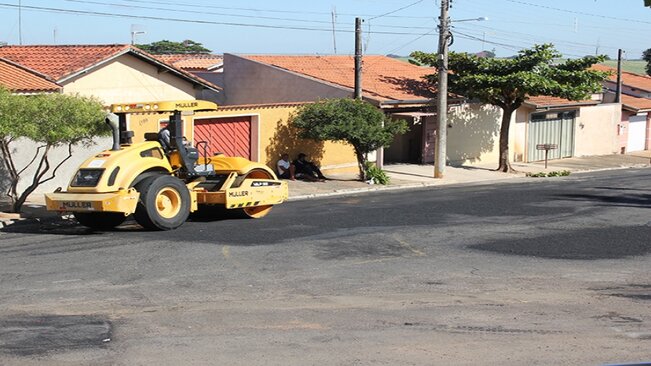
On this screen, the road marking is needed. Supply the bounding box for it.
[222,245,230,259]
[393,234,426,257]
[350,257,400,265]
[52,279,82,284]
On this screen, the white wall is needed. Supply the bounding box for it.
[3,137,113,199]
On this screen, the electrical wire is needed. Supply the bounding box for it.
[504,0,651,25]
[368,0,425,20]
[115,0,435,19]
[0,3,436,36]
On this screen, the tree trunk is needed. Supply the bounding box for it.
[355,149,367,181]
[497,107,515,173]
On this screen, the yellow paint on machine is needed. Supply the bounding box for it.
[45,189,139,213]
[224,180,288,209]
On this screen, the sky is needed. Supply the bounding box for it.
[0,0,649,59]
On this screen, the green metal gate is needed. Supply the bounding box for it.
[527,111,575,162]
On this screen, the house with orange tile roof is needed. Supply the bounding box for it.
[217,53,622,166]
[0,44,220,105]
[591,64,651,153]
[220,53,467,166]
[514,94,621,162]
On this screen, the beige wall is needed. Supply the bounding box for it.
[127,104,359,175]
[574,103,621,156]
[513,103,621,162]
[222,54,353,105]
[62,54,197,105]
[447,103,502,166]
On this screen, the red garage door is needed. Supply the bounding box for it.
[194,117,251,159]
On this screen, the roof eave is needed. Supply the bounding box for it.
[524,101,600,110]
[56,46,221,92]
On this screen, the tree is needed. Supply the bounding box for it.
[643,48,651,76]
[477,49,496,58]
[136,40,211,54]
[0,88,107,212]
[411,44,607,172]
[290,98,407,180]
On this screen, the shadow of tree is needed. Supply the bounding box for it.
[378,76,436,99]
[265,117,325,168]
[447,104,501,166]
[555,193,651,208]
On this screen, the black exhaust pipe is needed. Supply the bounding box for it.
[106,113,120,151]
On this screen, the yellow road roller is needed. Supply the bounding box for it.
[44,100,288,230]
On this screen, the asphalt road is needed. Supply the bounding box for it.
[1,169,650,365]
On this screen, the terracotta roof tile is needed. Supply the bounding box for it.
[0,44,221,91]
[244,55,436,101]
[0,58,60,93]
[156,54,223,70]
[0,44,131,80]
[621,93,651,112]
[592,64,651,92]
[525,95,598,108]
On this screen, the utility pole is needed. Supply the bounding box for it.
[354,17,363,100]
[435,0,450,178]
[615,49,623,103]
[331,7,337,54]
[18,0,22,45]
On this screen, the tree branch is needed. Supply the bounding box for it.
[38,143,73,185]
[17,144,47,176]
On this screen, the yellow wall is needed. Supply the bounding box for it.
[125,104,358,175]
[62,54,196,105]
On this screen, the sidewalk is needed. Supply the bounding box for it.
[287,151,651,200]
[2,151,650,224]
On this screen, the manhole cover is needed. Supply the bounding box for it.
[0,315,112,356]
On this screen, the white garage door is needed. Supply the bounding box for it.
[628,114,647,152]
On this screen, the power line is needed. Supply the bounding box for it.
[61,0,436,31]
[119,0,435,19]
[0,3,436,36]
[368,0,425,20]
[504,0,651,25]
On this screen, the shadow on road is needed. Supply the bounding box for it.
[556,192,651,208]
[469,225,651,260]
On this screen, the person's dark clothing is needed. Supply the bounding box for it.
[293,158,326,180]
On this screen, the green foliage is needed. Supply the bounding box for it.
[526,170,571,178]
[0,90,107,212]
[411,44,607,172]
[136,39,211,54]
[291,98,407,180]
[643,49,651,76]
[364,162,390,185]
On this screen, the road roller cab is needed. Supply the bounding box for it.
[45,100,288,231]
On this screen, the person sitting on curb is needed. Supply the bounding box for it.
[293,153,327,182]
[276,153,296,180]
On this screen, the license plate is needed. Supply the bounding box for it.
[60,201,93,210]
